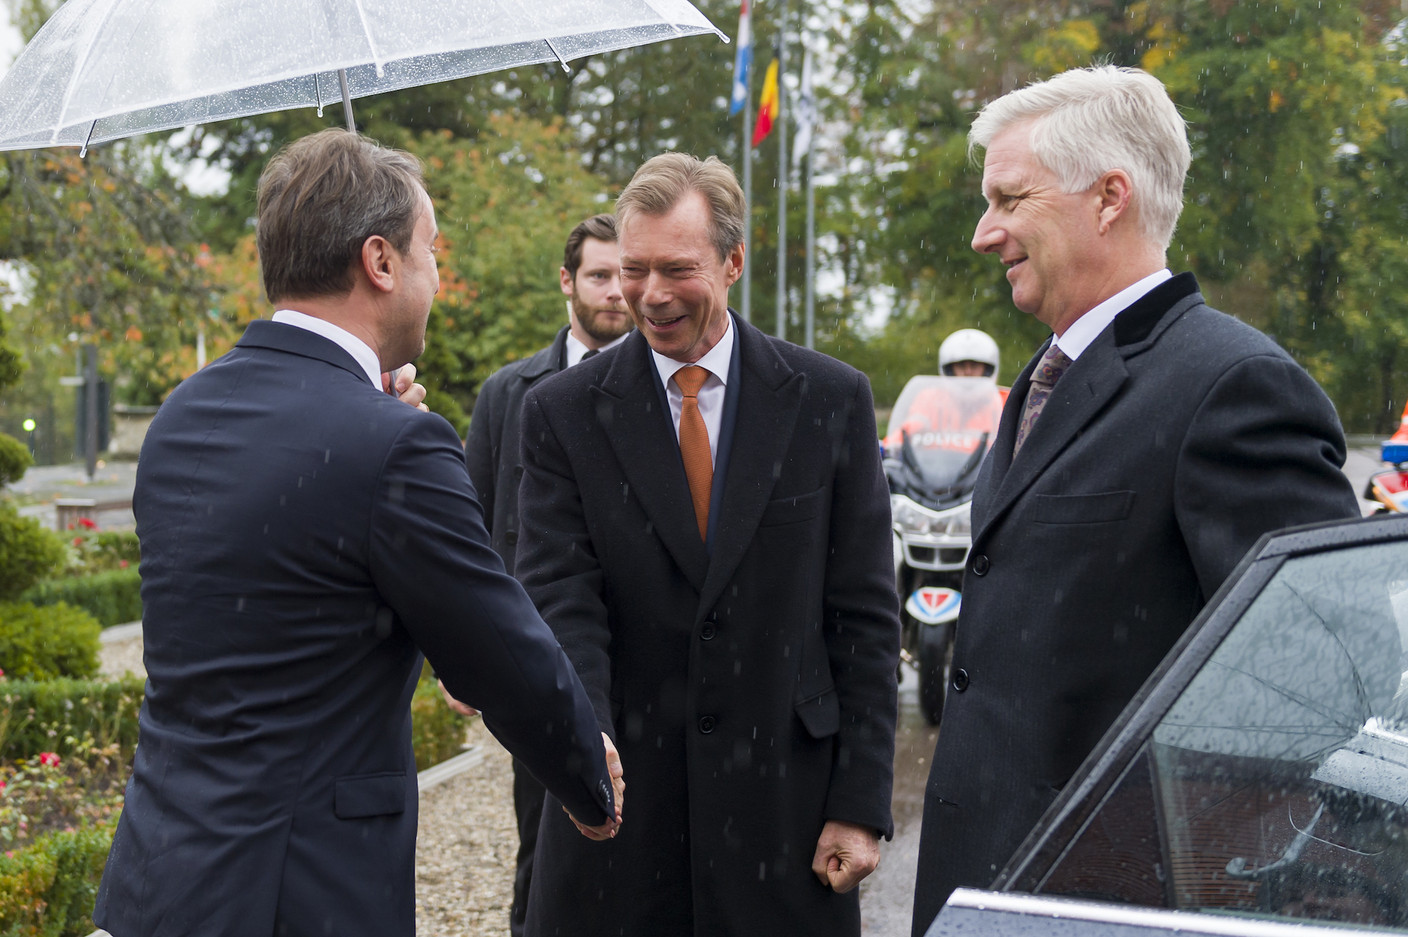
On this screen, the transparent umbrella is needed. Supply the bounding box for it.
[0,0,725,153]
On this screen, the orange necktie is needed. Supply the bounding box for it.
[674,366,712,540]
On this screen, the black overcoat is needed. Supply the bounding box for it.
[911,275,1360,934]
[465,325,568,575]
[518,315,901,936]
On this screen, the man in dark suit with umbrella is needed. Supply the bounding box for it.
[518,152,901,936]
[910,65,1360,936]
[459,211,631,937]
[94,129,620,937]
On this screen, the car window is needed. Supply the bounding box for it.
[1034,541,1408,931]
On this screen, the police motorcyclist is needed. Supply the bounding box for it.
[938,328,999,379]
[885,329,1005,452]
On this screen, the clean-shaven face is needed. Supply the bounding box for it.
[971,121,1105,334]
[618,192,742,364]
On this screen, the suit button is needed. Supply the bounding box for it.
[701,621,717,640]
[970,554,989,576]
[698,715,716,734]
[952,669,970,693]
[505,530,518,545]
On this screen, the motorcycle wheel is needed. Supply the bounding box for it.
[918,620,954,727]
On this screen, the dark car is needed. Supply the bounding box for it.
[926,513,1408,936]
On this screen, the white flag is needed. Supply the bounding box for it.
[792,48,815,167]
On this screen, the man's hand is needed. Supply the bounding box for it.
[436,679,478,717]
[811,820,880,893]
[566,732,624,841]
[382,363,428,411]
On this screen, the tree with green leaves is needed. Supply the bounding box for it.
[411,116,615,432]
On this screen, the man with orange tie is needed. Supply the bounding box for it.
[515,152,900,937]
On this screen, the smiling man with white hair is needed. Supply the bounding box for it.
[910,65,1358,935]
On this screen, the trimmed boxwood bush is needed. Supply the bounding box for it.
[0,820,115,937]
[0,438,28,492]
[0,676,144,763]
[21,569,142,629]
[0,511,64,605]
[0,605,100,682]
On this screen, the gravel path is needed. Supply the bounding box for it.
[97,629,519,937]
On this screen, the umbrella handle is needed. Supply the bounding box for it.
[338,69,356,133]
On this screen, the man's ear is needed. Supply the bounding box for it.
[726,241,746,285]
[560,265,574,297]
[361,235,397,293]
[1096,169,1134,235]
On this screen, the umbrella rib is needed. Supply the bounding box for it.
[79,120,96,158]
[350,0,385,77]
[543,38,572,73]
[50,0,132,144]
[640,0,729,41]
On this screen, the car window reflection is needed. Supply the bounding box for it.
[1036,542,1408,931]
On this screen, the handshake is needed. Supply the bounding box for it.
[440,680,625,841]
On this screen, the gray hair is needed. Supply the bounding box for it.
[970,66,1190,250]
[257,128,426,303]
[615,153,745,261]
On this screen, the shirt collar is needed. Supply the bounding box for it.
[651,313,734,389]
[565,327,629,369]
[1055,269,1172,361]
[271,310,383,388]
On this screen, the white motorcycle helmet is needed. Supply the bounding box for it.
[938,328,999,379]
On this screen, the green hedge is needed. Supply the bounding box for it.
[0,674,464,930]
[411,675,468,771]
[0,676,144,763]
[0,606,99,682]
[0,821,114,937]
[21,570,141,629]
[0,674,463,771]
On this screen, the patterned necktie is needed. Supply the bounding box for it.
[674,366,713,540]
[1013,343,1073,456]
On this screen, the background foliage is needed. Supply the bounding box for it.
[2,0,1407,441]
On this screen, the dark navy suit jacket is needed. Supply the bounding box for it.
[94,321,612,937]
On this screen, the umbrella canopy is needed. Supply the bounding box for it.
[0,0,725,152]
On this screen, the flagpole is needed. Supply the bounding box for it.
[804,126,815,350]
[798,45,815,351]
[731,0,752,324]
[741,77,752,323]
[775,0,787,340]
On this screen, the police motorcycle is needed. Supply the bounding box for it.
[883,330,1005,725]
[1366,401,1408,512]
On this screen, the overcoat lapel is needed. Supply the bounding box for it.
[979,337,1130,531]
[974,274,1204,540]
[595,334,711,590]
[595,323,804,613]
[697,321,803,618]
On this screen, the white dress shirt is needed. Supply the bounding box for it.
[565,328,629,369]
[1055,269,1172,361]
[271,310,382,388]
[651,315,733,466]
